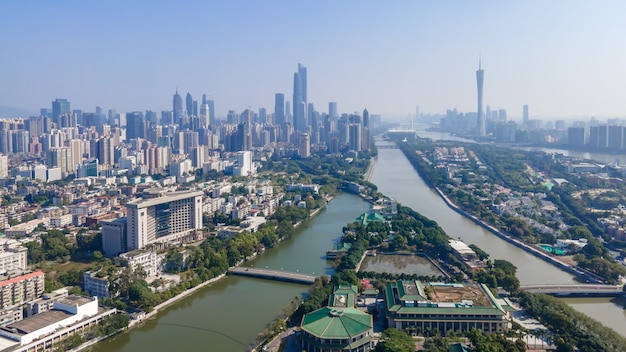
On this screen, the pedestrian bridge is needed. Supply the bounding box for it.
[376,144,399,149]
[520,284,623,297]
[228,267,319,285]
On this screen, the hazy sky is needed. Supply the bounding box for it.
[2,1,626,120]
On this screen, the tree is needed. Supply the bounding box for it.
[375,328,415,352]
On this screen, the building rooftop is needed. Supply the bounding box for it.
[385,280,505,315]
[126,190,203,208]
[301,307,372,339]
[3,310,72,335]
[56,295,93,306]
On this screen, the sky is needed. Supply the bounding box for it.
[2,1,626,121]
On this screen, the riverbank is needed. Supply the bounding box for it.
[363,156,377,182]
[83,195,336,352]
[433,186,604,283]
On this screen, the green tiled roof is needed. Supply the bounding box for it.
[301,307,372,338]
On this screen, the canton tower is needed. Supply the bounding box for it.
[476,58,485,137]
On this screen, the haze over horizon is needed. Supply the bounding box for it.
[2,1,626,121]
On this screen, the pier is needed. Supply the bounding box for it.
[228,267,319,285]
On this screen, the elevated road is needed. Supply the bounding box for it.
[228,267,318,285]
[520,284,623,297]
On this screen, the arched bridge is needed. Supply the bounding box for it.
[520,284,623,297]
[228,267,320,285]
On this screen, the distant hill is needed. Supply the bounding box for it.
[0,105,37,118]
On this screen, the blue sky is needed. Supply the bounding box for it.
[2,1,626,120]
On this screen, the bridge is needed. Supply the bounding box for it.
[228,267,320,285]
[520,284,623,297]
[376,144,399,149]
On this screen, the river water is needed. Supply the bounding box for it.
[90,136,626,351]
[88,193,370,352]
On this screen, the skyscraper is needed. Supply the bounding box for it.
[329,102,337,119]
[293,63,308,132]
[173,90,183,123]
[186,93,193,117]
[274,93,285,125]
[476,59,485,137]
[126,112,145,141]
[52,99,70,123]
[523,105,529,125]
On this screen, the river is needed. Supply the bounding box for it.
[88,193,370,352]
[372,137,626,337]
[90,137,626,351]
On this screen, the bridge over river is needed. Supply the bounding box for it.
[520,284,624,297]
[228,267,321,285]
[231,267,624,298]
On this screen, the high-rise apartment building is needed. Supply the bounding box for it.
[0,271,45,309]
[476,60,485,137]
[0,154,7,178]
[568,127,586,147]
[298,133,310,158]
[126,189,203,250]
[234,150,253,177]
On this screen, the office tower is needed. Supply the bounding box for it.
[207,99,215,125]
[161,111,174,125]
[259,108,267,124]
[95,106,103,122]
[293,63,308,131]
[274,93,285,125]
[568,127,586,147]
[299,133,311,158]
[234,150,253,177]
[294,102,307,132]
[328,102,337,120]
[475,59,485,137]
[126,188,203,250]
[40,108,50,117]
[126,112,145,141]
[193,100,198,117]
[415,106,420,121]
[145,110,158,124]
[498,109,507,122]
[186,93,193,117]
[523,105,529,125]
[338,115,349,145]
[362,108,370,151]
[173,90,183,123]
[52,99,70,123]
[349,123,362,152]
[199,104,210,128]
[0,153,7,178]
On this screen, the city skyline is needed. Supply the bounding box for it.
[2,1,626,119]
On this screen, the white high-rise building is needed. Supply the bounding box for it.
[126,188,203,250]
[234,151,253,177]
[0,154,8,178]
